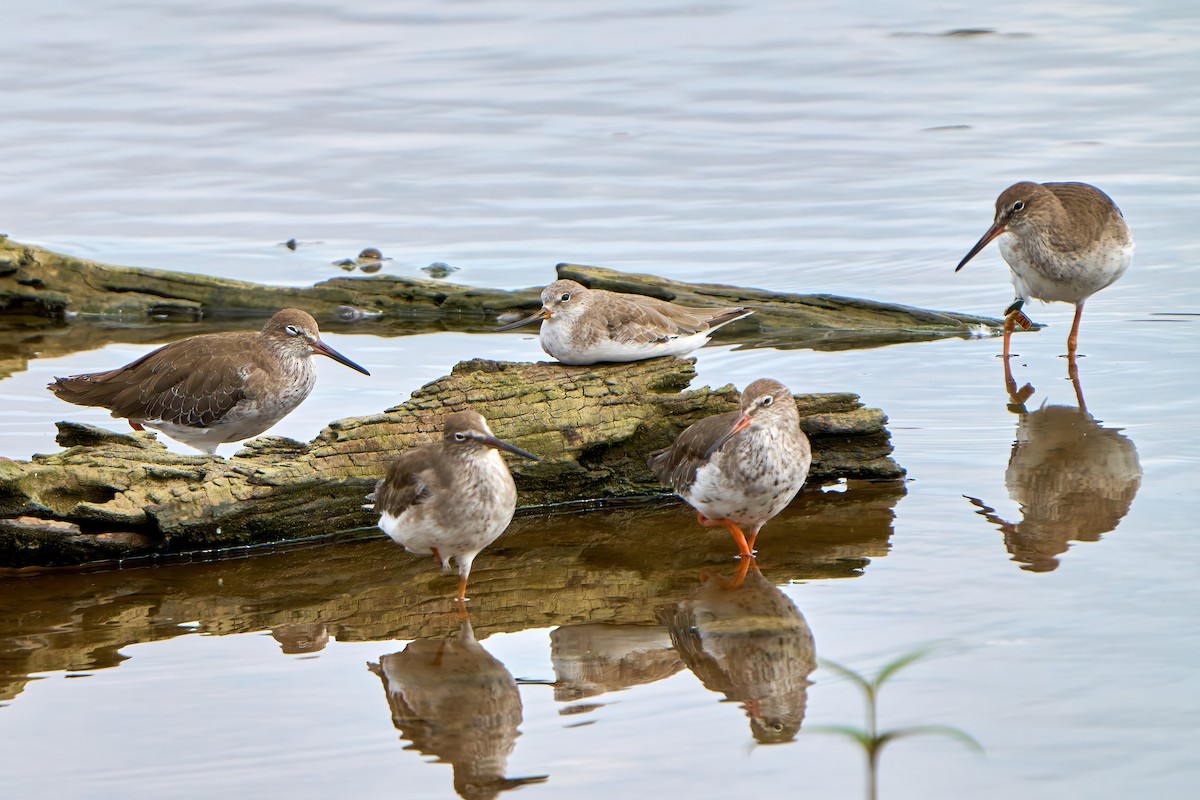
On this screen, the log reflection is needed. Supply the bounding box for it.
[0,481,899,706]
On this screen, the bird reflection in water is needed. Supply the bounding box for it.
[968,367,1142,571]
[368,614,548,800]
[269,623,329,655]
[659,558,816,744]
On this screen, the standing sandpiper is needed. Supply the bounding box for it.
[367,410,538,602]
[647,379,811,558]
[48,308,370,454]
[955,181,1133,361]
[496,279,752,365]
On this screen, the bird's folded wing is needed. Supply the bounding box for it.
[373,456,437,517]
[605,297,744,345]
[52,338,250,427]
[647,411,737,490]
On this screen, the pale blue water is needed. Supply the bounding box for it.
[1,1,1198,798]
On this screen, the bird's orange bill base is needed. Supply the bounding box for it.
[703,413,753,459]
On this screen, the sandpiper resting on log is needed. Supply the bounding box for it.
[48,308,370,454]
[496,278,752,365]
[955,181,1133,361]
[367,410,539,602]
[647,378,811,558]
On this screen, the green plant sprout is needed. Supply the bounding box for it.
[811,645,983,800]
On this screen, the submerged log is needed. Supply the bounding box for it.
[0,357,903,567]
[0,481,901,705]
[0,236,1011,378]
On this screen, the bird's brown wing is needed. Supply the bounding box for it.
[605,296,750,345]
[646,410,739,491]
[371,450,438,517]
[48,335,260,428]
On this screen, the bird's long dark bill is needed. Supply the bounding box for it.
[480,434,540,461]
[494,307,551,331]
[310,339,371,375]
[955,220,1006,272]
[704,414,753,459]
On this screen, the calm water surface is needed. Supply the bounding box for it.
[1,1,1198,798]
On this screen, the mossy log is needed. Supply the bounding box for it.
[0,236,1010,368]
[0,357,902,568]
[0,481,901,705]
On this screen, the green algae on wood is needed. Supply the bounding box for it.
[0,237,1011,361]
[0,357,903,568]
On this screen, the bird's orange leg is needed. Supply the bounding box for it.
[697,513,753,558]
[745,526,763,553]
[456,574,469,603]
[431,546,443,566]
[1001,312,1015,361]
[1066,302,1085,362]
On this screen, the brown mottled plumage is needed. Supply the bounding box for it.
[956,181,1133,360]
[647,378,810,557]
[368,410,538,602]
[496,279,752,365]
[47,309,369,454]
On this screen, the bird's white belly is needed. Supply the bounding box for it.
[378,456,516,562]
[541,321,709,365]
[684,436,809,527]
[1000,235,1133,305]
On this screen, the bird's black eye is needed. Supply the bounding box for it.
[454,432,466,442]
[285,325,300,337]
[1012,200,1025,212]
[560,293,571,302]
[760,395,773,406]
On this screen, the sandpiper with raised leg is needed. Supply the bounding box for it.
[647,378,811,558]
[48,308,370,454]
[496,279,752,365]
[955,181,1133,361]
[367,410,538,602]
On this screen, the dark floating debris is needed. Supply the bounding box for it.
[892,28,1030,39]
[278,238,325,250]
[422,261,460,279]
[333,247,393,273]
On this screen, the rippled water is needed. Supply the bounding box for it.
[2,1,1199,798]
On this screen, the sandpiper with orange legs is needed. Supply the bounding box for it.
[367,410,539,603]
[956,181,1133,363]
[647,379,811,559]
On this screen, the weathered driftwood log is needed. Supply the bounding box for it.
[0,480,901,704]
[0,236,1011,369]
[0,357,902,567]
